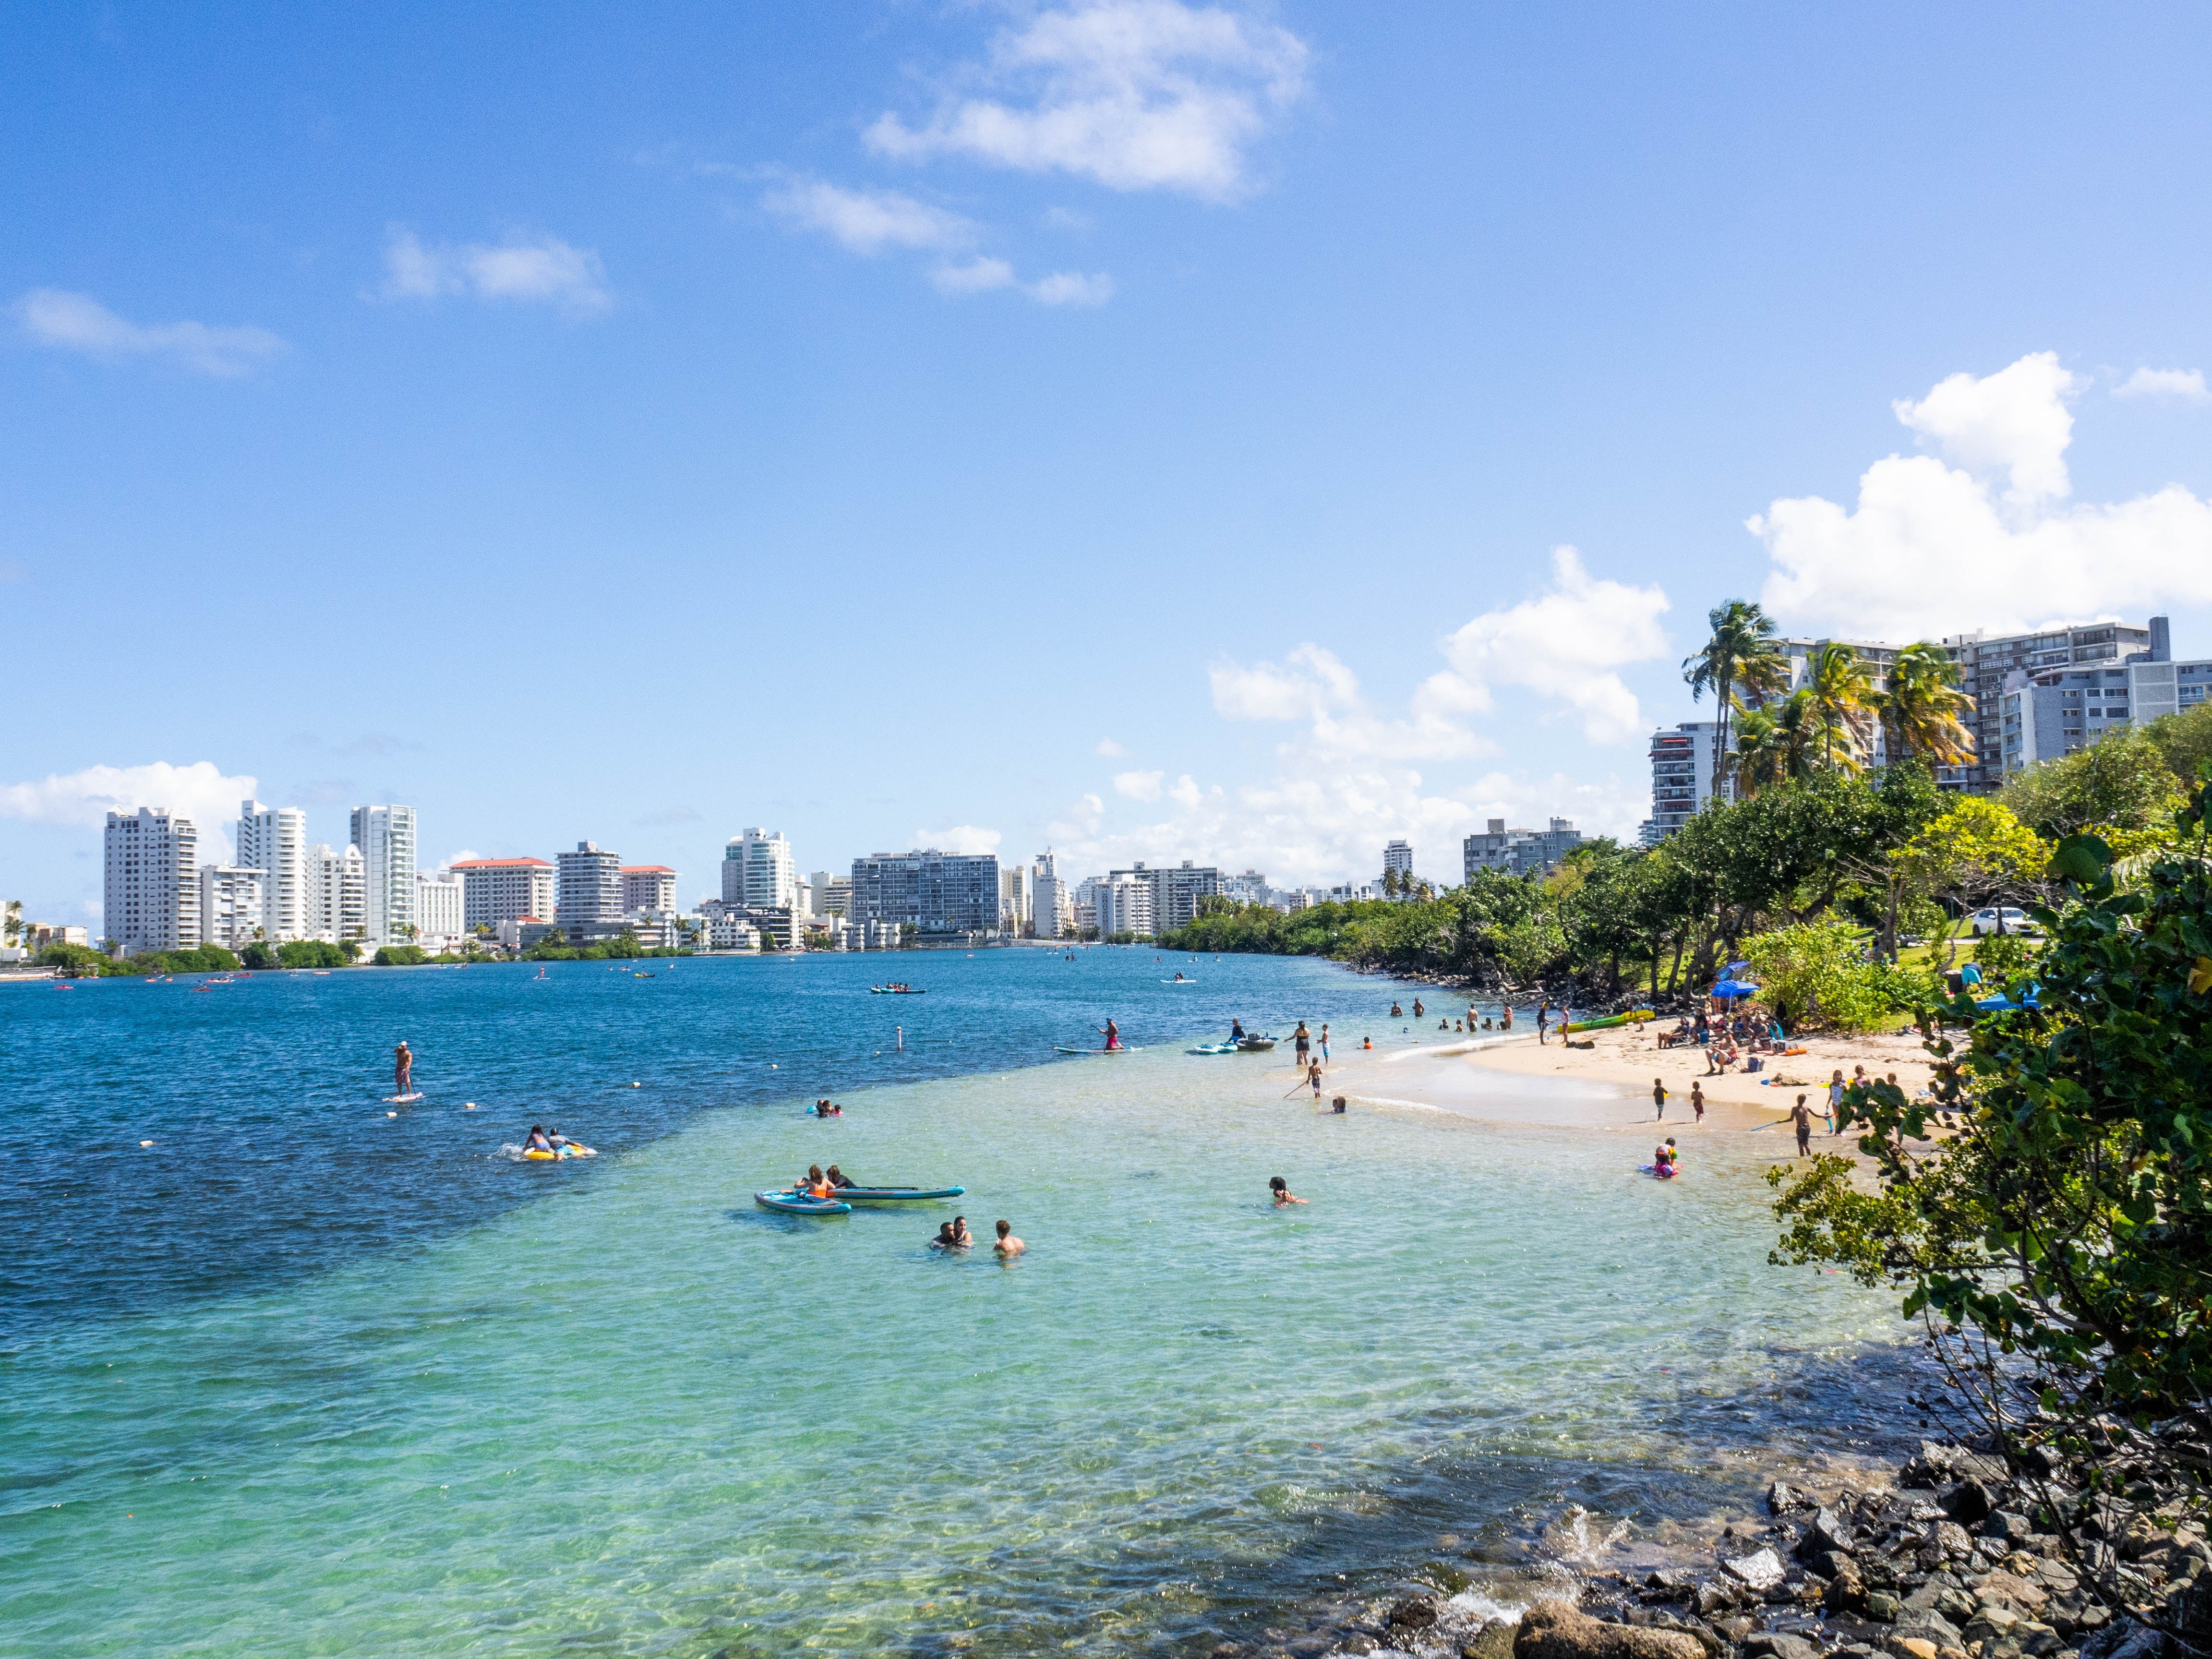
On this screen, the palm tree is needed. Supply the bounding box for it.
[1805,643,1877,771]
[1731,690,1819,794]
[1683,601,1789,803]
[1877,641,1975,767]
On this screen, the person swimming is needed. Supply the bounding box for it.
[814,1099,842,1117]
[1269,1176,1307,1206]
[524,1125,554,1153]
[932,1217,974,1250]
[826,1165,854,1189]
[994,1218,1025,1257]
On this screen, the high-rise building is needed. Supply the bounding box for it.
[1031,851,1070,939]
[999,864,1032,934]
[1105,861,1222,934]
[621,866,678,914]
[198,865,266,950]
[1464,818,1584,879]
[451,858,555,929]
[847,849,1001,936]
[307,843,368,944]
[808,869,852,917]
[414,869,465,945]
[1948,618,2155,793]
[236,801,310,941]
[2000,623,2205,775]
[1383,840,1414,881]
[349,805,418,946]
[557,842,624,936]
[723,829,799,910]
[104,807,199,954]
[1646,722,1725,838]
[1094,872,1156,937]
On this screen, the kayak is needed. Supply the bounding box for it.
[1560,1011,1655,1035]
[830,1185,965,1202]
[1054,1045,1141,1055]
[757,1190,852,1215]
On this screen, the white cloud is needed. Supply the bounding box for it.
[376,228,612,313]
[1753,352,2212,640]
[1892,350,2081,507]
[1114,769,1166,800]
[1437,547,1671,745]
[932,255,1016,293]
[1094,737,1128,757]
[865,0,1310,201]
[2114,366,2210,405]
[0,761,257,863]
[1208,643,1495,763]
[916,824,1003,855]
[763,180,972,254]
[12,289,285,378]
[1027,270,1115,306]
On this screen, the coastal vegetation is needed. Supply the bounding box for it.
[1771,780,2212,1586]
[38,940,242,976]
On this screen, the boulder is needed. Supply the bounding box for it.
[1928,1521,1975,1559]
[1797,1509,1855,1561]
[1865,1591,1903,1622]
[1466,1618,1521,1659]
[1976,1571,2049,1613]
[1941,1480,1997,1525]
[1389,1597,1440,1629]
[1742,1635,1818,1659]
[1692,1581,1738,1618]
[1513,1600,1707,1659]
[1824,1567,1867,1614]
[1886,1639,1940,1659]
[1770,1482,1818,1517]
[1984,1511,2034,1543]
[1721,1549,1788,1593]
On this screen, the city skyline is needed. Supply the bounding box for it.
[6,5,2212,921]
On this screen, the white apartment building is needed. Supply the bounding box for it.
[723,829,799,909]
[350,805,418,946]
[557,842,624,936]
[621,865,677,914]
[1031,851,1070,939]
[104,807,200,954]
[708,914,763,951]
[307,843,368,944]
[1646,721,1726,838]
[453,858,554,929]
[199,865,267,951]
[414,869,465,947]
[808,869,852,917]
[1464,818,1585,879]
[237,801,310,941]
[1383,840,1414,885]
[1094,872,1156,938]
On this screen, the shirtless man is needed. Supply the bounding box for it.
[394,1040,414,1098]
[994,1218,1025,1258]
[1791,1094,1813,1157]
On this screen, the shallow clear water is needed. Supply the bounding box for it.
[2,952,1917,1656]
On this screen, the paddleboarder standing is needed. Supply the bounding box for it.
[395,1040,413,1099]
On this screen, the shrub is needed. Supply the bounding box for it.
[1739,917,1903,1033]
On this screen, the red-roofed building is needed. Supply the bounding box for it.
[621,865,677,914]
[451,857,556,929]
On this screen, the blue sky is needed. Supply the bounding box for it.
[6,1,2212,925]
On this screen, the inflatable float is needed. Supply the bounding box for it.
[756,1190,852,1215]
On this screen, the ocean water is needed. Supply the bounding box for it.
[2,950,1918,1657]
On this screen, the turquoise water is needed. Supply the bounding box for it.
[2,952,1915,1656]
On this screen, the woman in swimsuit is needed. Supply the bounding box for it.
[1269,1176,1307,1206]
[802,1164,835,1201]
[524,1125,555,1153]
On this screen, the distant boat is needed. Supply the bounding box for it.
[869,984,926,994]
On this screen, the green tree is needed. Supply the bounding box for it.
[1891,796,2049,959]
[1769,793,2212,1505]
[1805,642,1877,772]
[1875,641,1976,767]
[2144,698,2212,791]
[2,899,22,948]
[1731,690,1818,795]
[1999,726,2183,838]
[1683,600,1790,803]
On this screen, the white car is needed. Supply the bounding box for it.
[1968,906,2037,938]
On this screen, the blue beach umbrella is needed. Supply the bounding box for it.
[1710,979,1761,1000]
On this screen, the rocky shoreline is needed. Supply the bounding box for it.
[1214,1423,2209,1659]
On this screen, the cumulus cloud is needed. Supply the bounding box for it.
[764,180,973,255]
[1753,352,2212,640]
[2114,366,2210,404]
[1437,547,1671,745]
[865,0,1310,201]
[932,255,1016,293]
[916,824,1003,855]
[1095,737,1128,757]
[376,228,612,313]
[1207,642,1492,763]
[0,761,257,862]
[12,288,285,377]
[1114,769,1166,800]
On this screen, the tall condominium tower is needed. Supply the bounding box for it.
[453,858,556,927]
[237,800,310,940]
[722,828,799,909]
[556,842,624,934]
[349,805,418,946]
[104,806,200,954]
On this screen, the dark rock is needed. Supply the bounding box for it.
[1286,1638,1332,1659]
[1928,1521,1974,1559]
[1467,1619,1520,1659]
[1645,1570,1698,1601]
[1514,1601,1706,1659]
[1824,1567,1867,1614]
[2015,1623,2063,1656]
[1987,1513,2036,1544]
[1865,1591,1902,1622]
[1942,1480,1997,1525]
[1902,1443,2005,1491]
[1713,1616,1755,1643]
[1891,1612,1964,1650]
[1815,1551,1858,1582]
[1798,1509,1856,1562]
[1389,1597,1440,1629]
[1742,1634,1818,1659]
[1693,1580,1738,1618]
[1338,1640,1379,1657]
[1770,1482,1818,1517]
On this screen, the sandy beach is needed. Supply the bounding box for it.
[1306,1017,1939,1140]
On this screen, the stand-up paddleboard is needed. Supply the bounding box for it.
[383,1093,425,1104]
[830,1185,964,1202]
[1161,978,1197,984]
[1054,1045,1141,1055]
[1188,1041,1240,1054]
[756,1190,852,1215]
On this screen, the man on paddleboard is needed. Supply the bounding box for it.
[395,1040,413,1098]
[1099,1018,1121,1050]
